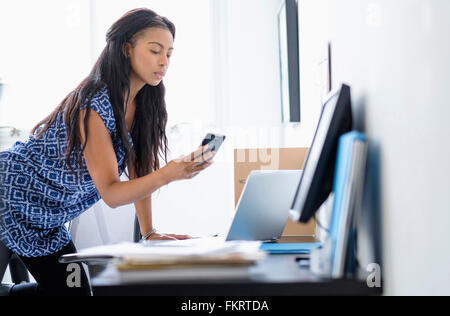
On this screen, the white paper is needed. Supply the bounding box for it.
[73,239,265,263]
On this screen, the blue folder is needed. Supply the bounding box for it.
[259,242,322,254]
[329,131,367,277]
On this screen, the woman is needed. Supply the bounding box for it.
[0,8,214,296]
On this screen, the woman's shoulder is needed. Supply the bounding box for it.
[82,85,117,134]
[81,84,110,109]
[92,84,110,103]
[81,85,113,114]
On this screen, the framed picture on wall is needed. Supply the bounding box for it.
[278,0,300,123]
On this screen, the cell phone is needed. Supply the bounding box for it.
[193,133,226,164]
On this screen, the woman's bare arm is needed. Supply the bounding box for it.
[79,109,214,209]
[127,159,154,236]
[129,158,192,240]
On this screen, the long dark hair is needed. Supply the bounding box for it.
[31,8,174,179]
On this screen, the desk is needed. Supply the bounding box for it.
[88,252,381,296]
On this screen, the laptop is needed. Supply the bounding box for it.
[224,170,303,242]
[140,170,303,248]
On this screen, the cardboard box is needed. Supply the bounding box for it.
[234,148,316,237]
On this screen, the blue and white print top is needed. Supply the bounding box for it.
[0,85,133,257]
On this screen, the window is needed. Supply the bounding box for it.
[0,0,214,138]
[0,0,92,130]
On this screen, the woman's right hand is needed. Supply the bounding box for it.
[161,145,216,184]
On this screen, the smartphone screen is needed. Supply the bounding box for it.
[201,133,226,152]
[194,133,226,163]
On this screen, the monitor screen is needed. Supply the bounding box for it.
[290,84,353,223]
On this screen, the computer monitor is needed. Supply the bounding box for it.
[290,84,353,223]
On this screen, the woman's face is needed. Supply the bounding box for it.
[127,27,174,87]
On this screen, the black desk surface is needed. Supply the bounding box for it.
[89,252,381,296]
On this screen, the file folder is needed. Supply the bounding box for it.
[259,242,322,254]
[329,131,368,278]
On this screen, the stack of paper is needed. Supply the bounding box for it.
[61,238,266,282]
[61,238,266,280]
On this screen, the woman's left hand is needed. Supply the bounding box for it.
[147,232,192,241]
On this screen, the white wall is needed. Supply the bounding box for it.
[219,0,281,129]
[215,0,320,150]
[299,0,450,295]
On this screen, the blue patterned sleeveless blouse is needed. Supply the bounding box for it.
[0,86,133,257]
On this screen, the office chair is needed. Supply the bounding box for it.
[134,215,141,242]
[0,241,30,296]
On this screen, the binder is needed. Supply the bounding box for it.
[329,131,368,279]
